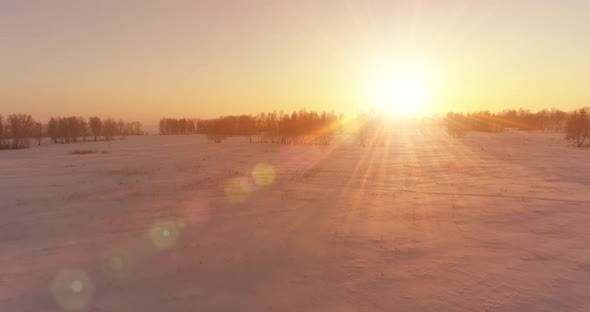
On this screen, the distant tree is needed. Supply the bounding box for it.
[239,115,257,143]
[66,116,79,143]
[57,117,68,143]
[117,119,125,137]
[190,109,339,145]
[123,122,133,136]
[126,121,143,135]
[159,118,178,135]
[159,119,167,135]
[89,117,103,141]
[445,113,467,138]
[548,109,567,133]
[77,117,89,142]
[47,117,59,143]
[0,114,5,149]
[32,122,44,146]
[565,107,590,147]
[159,118,196,135]
[187,119,196,134]
[102,118,118,140]
[133,121,143,135]
[6,114,35,149]
[50,116,83,143]
[178,118,188,134]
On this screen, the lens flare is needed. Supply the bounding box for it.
[103,248,134,276]
[109,255,126,271]
[252,163,276,186]
[149,221,180,250]
[71,280,84,293]
[50,268,94,311]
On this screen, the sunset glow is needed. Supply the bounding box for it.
[1,1,589,122]
[2,2,590,312]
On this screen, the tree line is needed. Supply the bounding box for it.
[200,110,342,145]
[158,118,198,135]
[160,107,590,148]
[47,117,142,143]
[2,107,587,151]
[445,107,589,147]
[160,110,342,145]
[0,114,42,149]
[445,108,568,135]
[0,114,143,150]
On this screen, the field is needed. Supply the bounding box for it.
[1,128,590,311]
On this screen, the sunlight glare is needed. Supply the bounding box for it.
[367,62,437,117]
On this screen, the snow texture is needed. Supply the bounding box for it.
[1,130,590,311]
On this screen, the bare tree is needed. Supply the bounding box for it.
[89,117,103,141]
[102,118,118,141]
[565,107,590,147]
[445,113,467,138]
[192,109,339,145]
[6,114,35,149]
[159,118,198,135]
[129,121,143,135]
[57,117,68,143]
[32,122,44,146]
[1,114,141,149]
[117,119,125,137]
[78,117,89,142]
[66,116,79,143]
[0,114,5,149]
[47,117,58,143]
[549,109,567,133]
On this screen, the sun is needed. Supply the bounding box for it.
[367,63,436,117]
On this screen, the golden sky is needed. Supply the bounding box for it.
[1,1,589,123]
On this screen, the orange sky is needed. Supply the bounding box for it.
[1,1,589,123]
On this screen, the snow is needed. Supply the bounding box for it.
[1,129,590,311]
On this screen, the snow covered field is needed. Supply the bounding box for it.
[1,129,590,311]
